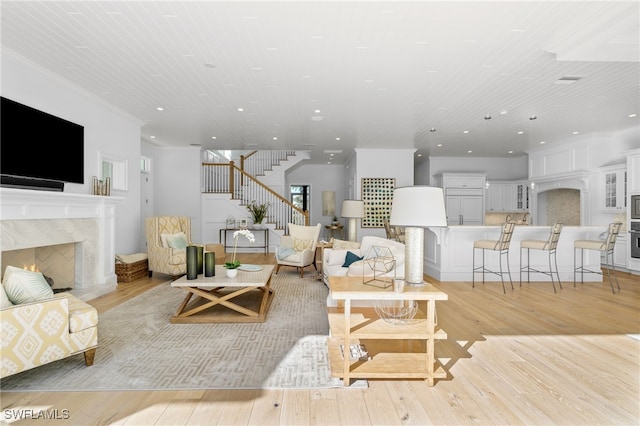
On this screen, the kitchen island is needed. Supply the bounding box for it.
[424,225,608,283]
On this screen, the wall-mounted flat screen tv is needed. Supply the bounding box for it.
[1,96,84,186]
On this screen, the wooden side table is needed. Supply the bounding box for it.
[325,224,344,240]
[315,241,333,281]
[327,276,448,386]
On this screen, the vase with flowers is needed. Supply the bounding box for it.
[247,200,270,229]
[224,229,256,277]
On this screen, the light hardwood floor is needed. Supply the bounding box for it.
[2,252,639,425]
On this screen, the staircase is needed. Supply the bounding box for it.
[201,150,310,231]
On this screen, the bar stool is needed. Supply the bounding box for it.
[473,222,516,293]
[574,222,622,293]
[520,223,563,293]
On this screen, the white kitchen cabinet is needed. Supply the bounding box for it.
[446,189,484,225]
[486,181,528,212]
[612,234,627,270]
[627,149,640,194]
[434,173,486,190]
[435,173,486,225]
[601,165,627,211]
[516,183,530,211]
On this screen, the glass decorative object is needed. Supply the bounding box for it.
[196,246,204,275]
[186,246,198,280]
[205,252,215,277]
[362,246,395,288]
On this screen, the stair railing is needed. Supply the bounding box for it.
[202,161,309,229]
[240,150,295,177]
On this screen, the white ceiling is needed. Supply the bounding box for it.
[2,1,639,164]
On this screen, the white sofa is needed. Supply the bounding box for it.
[322,236,405,285]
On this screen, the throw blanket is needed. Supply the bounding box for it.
[115,253,148,264]
[277,247,295,259]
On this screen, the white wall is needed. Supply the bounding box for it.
[286,164,346,239]
[1,49,143,255]
[152,146,203,243]
[354,149,415,239]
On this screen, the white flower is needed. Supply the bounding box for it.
[233,229,256,243]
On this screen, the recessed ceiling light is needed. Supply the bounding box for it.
[629,113,637,118]
[572,131,580,135]
[540,141,546,144]
[272,137,278,140]
[150,135,156,139]
[327,161,332,164]
[237,107,244,112]
[315,109,321,113]
[211,136,217,139]
[467,150,473,153]
[500,110,508,115]
[330,153,334,156]
[156,107,164,111]
[437,144,443,147]
[417,153,423,157]
[508,150,514,154]
[529,115,537,120]
[463,130,470,134]
[430,128,437,132]
[336,137,341,141]
[517,131,524,135]
[484,115,492,120]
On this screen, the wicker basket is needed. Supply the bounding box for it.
[115,259,149,283]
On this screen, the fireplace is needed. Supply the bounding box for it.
[0,188,118,300]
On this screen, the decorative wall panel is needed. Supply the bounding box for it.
[361,178,395,228]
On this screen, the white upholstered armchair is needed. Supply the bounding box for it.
[276,223,322,277]
[145,216,193,278]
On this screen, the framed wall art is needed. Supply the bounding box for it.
[361,177,396,228]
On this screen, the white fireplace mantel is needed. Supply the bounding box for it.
[1,187,122,299]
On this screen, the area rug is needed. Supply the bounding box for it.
[1,271,365,391]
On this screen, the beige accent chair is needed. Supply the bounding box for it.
[145,216,193,278]
[472,221,516,293]
[1,293,98,378]
[276,223,322,277]
[574,222,622,293]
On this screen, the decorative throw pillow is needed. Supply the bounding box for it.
[342,251,364,267]
[0,283,13,308]
[293,237,313,252]
[2,265,54,305]
[165,232,188,249]
[332,239,361,250]
[160,232,186,248]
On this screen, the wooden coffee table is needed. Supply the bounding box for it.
[170,264,274,324]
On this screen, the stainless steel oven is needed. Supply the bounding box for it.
[630,222,640,259]
[631,195,640,220]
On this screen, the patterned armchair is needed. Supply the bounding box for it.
[145,216,193,278]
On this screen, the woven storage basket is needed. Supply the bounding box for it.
[115,259,148,283]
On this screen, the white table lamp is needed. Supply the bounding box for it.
[390,186,447,285]
[341,200,364,242]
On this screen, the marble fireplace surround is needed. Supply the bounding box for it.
[0,188,119,300]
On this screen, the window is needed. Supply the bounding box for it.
[290,185,310,211]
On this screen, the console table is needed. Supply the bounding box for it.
[219,228,269,253]
[327,276,448,386]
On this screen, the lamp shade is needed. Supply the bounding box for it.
[390,186,447,227]
[341,200,364,218]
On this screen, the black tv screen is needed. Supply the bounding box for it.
[1,96,84,185]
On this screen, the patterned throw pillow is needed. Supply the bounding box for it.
[293,237,313,252]
[332,239,361,250]
[2,265,54,305]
